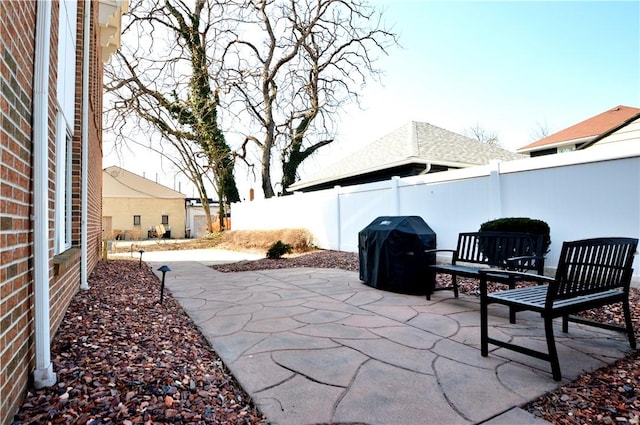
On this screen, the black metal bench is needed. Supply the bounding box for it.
[480,237,638,381]
[425,231,545,302]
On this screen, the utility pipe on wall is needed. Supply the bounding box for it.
[334,186,341,251]
[80,0,90,290]
[33,0,56,389]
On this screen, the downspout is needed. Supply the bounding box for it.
[80,0,90,290]
[33,0,57,389]
[419,163,432,175]
[334,186,341,251]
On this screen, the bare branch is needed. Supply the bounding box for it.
[465,123,501,147]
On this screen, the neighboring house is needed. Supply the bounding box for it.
[288,121,525,192]
[0,2,126,424]
[589,115,640,149]
[103,166,187,239]
[186,198,214,238]
[517,105,640,157]
[185,198,231,237]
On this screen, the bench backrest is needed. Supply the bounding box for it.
[455,231,545,273]
[552,237,638,300]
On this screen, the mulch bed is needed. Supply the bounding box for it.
[13,260,267,424]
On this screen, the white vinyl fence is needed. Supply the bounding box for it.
[232,143,640,278]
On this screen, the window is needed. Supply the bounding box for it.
[133,215,141,226]
[57,0,76,119]
[161,215,169,225]
[53,0,77,255]
[54,113,72,254]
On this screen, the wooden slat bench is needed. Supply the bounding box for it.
[425,231,545,304]
[479,237,638,381]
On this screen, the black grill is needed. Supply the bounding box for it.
[358,216,436,295]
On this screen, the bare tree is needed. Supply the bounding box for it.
[224,0,398,197]
[106,0,397,205]
[530,120,550,141]
[104,0,239,232]
[465,123,501,147]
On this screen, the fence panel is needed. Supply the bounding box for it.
[231,146,640,277]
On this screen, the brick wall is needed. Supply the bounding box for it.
[86,0,104,270]
[0,2,38,424]
[0,1,105,424]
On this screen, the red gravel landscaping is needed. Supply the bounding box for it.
[13,260,267,424]
[13,251,640,424]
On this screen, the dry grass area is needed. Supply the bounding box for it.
[216,228,316,253]
[110,229,316,255]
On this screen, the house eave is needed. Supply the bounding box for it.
[517,135,597,154]
[288,158,431,192]
[98,0,128,63]
[287,157,484,192]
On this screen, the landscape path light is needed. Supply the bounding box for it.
[138,249,145,267]
[158,265,171,305]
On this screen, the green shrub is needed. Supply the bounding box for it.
[479,217,551,254]
[266,240,293,259]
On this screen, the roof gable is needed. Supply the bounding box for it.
[289,121,524,191]
[103,166,186,199]
[413,122,524,164]
[518,105,640,152]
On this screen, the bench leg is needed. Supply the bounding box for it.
[452,275,459,298]
[544,316,562,381]
[426,271,436,300]
[623,298,637,349]
[508,276,516,324]
[480,276,489,357]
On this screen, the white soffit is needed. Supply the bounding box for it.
[98,0,128,63]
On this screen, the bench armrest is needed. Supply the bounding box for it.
[424,249,456,255]
[478,268,553,282]
[506,255,545,273]
[424,249,457,264]
[478,268,554,295]
[506,255,543,262]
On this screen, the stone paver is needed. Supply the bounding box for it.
[149,259,633,425]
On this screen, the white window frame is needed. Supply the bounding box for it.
[54,112,73,254]
[54,0,76,254]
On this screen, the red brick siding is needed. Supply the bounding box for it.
[1,1,104,424]
[87,0,104,268]
[50,256,80,337]
[0,2,37,423]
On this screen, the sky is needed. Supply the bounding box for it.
[103,1,640,199]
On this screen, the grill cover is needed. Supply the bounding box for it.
[358,216,436,295]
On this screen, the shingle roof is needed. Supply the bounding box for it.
[289,121,524,191]
[517,105,640,153]
[103,166,185,199]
